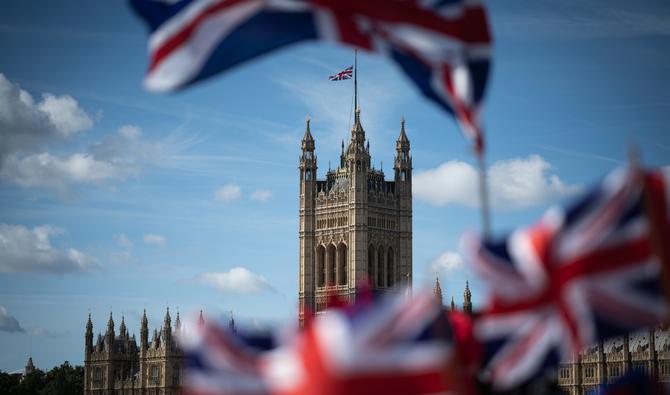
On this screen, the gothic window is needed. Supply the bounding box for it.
[357,160,361,172]
[559,367,570,379]
[172,363,180,386]
[305,169,312,181]
[327,244,336,286]
[661,362,670,376]
[317,245,325,288]
[609,365,620,379]
[150,365,159,385]
[584,365,594,378]
[377,246,385,287]
[93,367,103,387]
[338,243,347,286]
[401,171,406,181]
[368,245,376,286]
[387,248,394,286]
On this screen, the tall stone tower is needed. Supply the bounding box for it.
[298,107,413,324]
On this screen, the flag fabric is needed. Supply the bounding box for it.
[462,165,670,389]
[129,0,492,154]
[179,290,465,395]
[328,65,353,81]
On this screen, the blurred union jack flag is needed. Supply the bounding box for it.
[328,65,352,81]
[129,0,492,154]
[179,291,465,395]
[463,165,670,389]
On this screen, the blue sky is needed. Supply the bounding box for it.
[1,0,669,372]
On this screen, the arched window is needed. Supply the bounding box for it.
[150,365,159,385]
[377,246,385,287]
[327,244,336,286]
[338,243,347,285]
[172,363,180,386]
[387,248,394,287]
[93,367,103,387]
[317,245,325,287]
[401,171,406,181]
[368,245,375,286]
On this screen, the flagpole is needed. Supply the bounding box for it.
[477,152,492,239]
[354,49,358,110]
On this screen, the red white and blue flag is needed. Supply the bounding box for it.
[129,0,492,154]
[463,165,670,389]
[329,65,353,81]
[179,290,465,395]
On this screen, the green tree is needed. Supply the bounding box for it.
[0,371,21,393]
[10,369,46,395]
[40,362,84,395]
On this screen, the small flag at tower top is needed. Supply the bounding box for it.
[329,66,353,81]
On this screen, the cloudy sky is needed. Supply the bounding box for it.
[1,0,669,372]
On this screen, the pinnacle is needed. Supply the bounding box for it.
[398,117,409,143]
[302,116,314,142]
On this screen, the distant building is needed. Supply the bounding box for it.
[83,309,220,395]
[558,328,670,394]
[432,276,472,313]
[298,108,413,324]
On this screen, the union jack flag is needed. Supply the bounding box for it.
[328,65,353,81]
[129,0,492,154]
[462,165,670,389]
[179,290,465,395]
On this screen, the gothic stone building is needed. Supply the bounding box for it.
[558,328,670,394]
[298,108,412,323]
[84,309,185,395]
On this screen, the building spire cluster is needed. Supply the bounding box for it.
[433,275,474,314]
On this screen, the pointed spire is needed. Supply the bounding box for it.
[398,117,409,143]
[450,296,456,312]
[164,307,171,326]
[107,311,114,333]
[303,116,314,142]
[229,311,236,334]
[198,310,205,327]
[140,309,148,350]
[463,281,473,314]
[25,356,35,374]
[175,310,181,333]
[433,274,443,306]
[86,313,93,333]
[119,315,127,338]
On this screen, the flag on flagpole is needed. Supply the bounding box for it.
[463,164,670,389]
[129,0,492,154]
[179,290,468,395]
[329,65,353,81]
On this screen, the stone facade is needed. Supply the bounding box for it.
[84,309,187,395]
[558,328,670,394]
[298,108,413,324]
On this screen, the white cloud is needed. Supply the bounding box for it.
[115,233,133,249]
[1,125,168,193]
[0,73,93,161]
[185,267,273,294]
[430,251,464,274]
[250,189,272,203]
[36,93,93,136]
[0,223,99,274]
[215,184,241,203]
[413,155,582,210]
[143,233,167,247]
[0,306,24,333]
